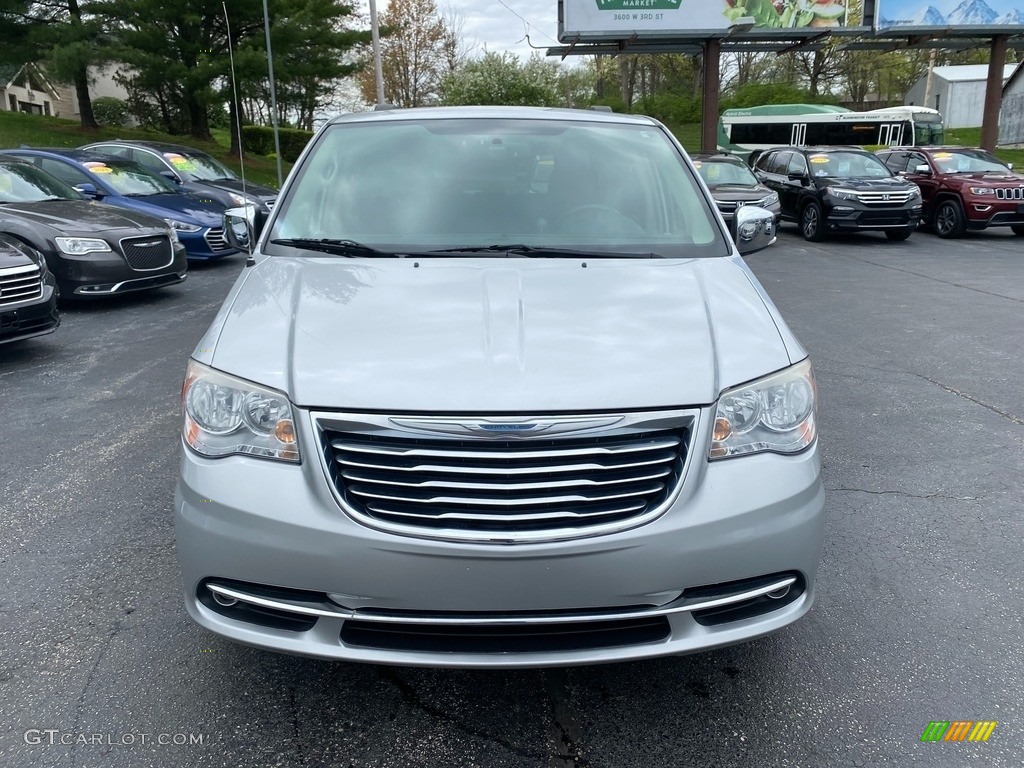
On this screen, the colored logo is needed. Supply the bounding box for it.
[920,721,996,742]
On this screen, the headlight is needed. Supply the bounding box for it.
[968,187,995,196]
[757,192,779,207]
[825,187,858,201]
[164,218,203,233]
[54,237,112,255]
[182,359,299,462]
[710,359,817,460]
[228,193,248,206]
[908,186,922,199]
[166,227,180,244]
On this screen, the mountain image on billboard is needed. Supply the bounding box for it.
[877,0,1024,28]
[722,0,849,28]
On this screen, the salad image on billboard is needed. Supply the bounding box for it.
[723,0,849,28]
[876,0,1024,29]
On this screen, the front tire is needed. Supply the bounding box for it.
[934,198,966,239]
[885,227,914,241]
[801,202,826,242]
[1011,225,1024,237]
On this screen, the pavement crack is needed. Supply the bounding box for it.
[69,615,128,768]
[544,669,591,768]
[907,373,1024,426]
[289,684,307,766]
[827,487,979,501]
[375,666,547,762]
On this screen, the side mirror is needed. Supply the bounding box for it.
[1008,163,1014,171]
[787,172,807,183]
[224,205,266,253]
[913,164,932,175]
[74,183,102,199]
[732,205,776,256]
[160,170,182,184]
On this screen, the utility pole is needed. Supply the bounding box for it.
[263,0,284,187]
[369,0,385,105]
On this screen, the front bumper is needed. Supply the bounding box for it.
[0,277,59,344]
[964,199,1024,229]
[823,200,922,232]
[51,243,188,298]
[175,408,825,668]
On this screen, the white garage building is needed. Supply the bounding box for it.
[905,64,1017,130]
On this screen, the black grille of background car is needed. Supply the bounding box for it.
[120,236,174,270]
[715,201,740,213]
[995,188,1024,200]
[857,191,916,205]
[321,428,689,535]
[0,264,42,307]
[204,228,232,252]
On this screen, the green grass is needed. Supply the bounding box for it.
[0,110,288,188]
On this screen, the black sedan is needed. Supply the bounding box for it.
[0,233,59,345]
[0,158,187,299]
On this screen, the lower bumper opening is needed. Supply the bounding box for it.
[198,580,318,632]
[685,572,805,626]
[340,616,671,653]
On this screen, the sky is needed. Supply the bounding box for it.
[373,0,564,60]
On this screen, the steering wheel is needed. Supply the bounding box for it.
[553,205,643,234]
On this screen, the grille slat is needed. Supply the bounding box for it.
[0,263,42,306]
[856,191,915,205]
[995,187,1024,200]
[204,227,231,252]
[323,427,689,536]
[120,235,174,270]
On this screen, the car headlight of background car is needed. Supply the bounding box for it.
[182,359,299,462]
[164,218,203,233]
[710,359,817,459]
[166,227,180,244]
[54,237,112,255]
[825,187,859,202]
[756,192,780,207]
[968,187,996,196]
[228,192,251,207]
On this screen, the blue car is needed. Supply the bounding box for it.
[0,149,237,260]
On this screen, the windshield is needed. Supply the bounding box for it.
[931,149,1007,174]
[0,162,80,203]
[914,121,944,146]
[808,151,892,180]
[83,161,179,196]
[695,159,758,187]
[163,151,235,181]
[269,118,724,258]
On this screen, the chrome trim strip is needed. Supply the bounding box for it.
[364,501,645,523]
[337,455,672,475]
[73,271,187,295]
[340,467,671,491]
[0,264,39,277]
[349,483,665,507]
[331,438,680,461]
[205,576,797,626]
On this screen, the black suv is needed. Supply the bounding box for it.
[753,146,923,241]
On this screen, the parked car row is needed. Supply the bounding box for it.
[706,144,1024,243]
[0,140,276,347]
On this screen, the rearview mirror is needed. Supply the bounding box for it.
[73,183,102,199]
[732,206,776,256]
[224,205,266,253]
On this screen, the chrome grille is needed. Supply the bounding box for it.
[321,425,690,539]
[857,190,915,205]
[715,200,740,213]
[204,228,231,252]
[994,187,1024,200]
[120,235,173,270]
[0,263,43,306]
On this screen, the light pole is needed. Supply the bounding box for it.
[368,0,385,105]
[263,0,284,187]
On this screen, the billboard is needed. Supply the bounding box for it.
[875,0,1024,31]
[561,0,859,42]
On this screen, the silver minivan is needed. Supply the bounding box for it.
[175,107,823,668]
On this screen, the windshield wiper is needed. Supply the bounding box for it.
[425,244,657,259]
[270,238,399,257]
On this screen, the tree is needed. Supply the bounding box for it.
[440,52,560,107]
[355,0,464,107]
[94,0,368,141]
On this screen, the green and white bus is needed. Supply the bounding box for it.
[718,104,945,158]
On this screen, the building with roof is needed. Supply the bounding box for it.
[0,63,130,121]
[905,64,1017,129]
[999,62,1024,146]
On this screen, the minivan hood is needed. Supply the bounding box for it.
[205,256,795,412]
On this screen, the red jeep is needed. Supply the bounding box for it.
[877,147,1024,238]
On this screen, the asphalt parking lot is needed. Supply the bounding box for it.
[2,226,1023,768]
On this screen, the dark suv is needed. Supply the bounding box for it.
[753,146,923,241]
[876,146,1024,238]
[692,153,781,223]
